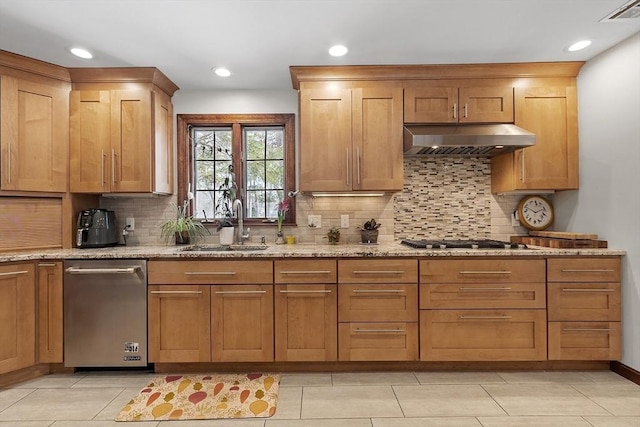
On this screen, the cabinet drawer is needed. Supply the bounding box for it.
[420,259,545,284]
[548,283,621,321]
[275,260,337,283]
[548,321,621,360]
[148,260,273,284]
[420,282,546,309]
[338,284,418,322]
[547,258,620,282]
[338,259,417,283]
[338,322,418,361]
[420,309,547,361]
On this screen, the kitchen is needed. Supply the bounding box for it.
[1,1,639,426]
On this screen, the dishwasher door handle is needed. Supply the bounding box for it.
[65,267,140,274]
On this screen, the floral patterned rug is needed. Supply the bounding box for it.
[115,373,280,421]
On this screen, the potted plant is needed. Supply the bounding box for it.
[160,198,209,245]
[358,218,380,244]
[274,198,290,244]
[215,167,237,245]
[327,226,340,245]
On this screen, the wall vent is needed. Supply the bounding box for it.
[600,0,640,21]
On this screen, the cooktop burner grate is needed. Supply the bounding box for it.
[401,239,525,249]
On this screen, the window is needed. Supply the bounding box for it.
[177,114,295,226]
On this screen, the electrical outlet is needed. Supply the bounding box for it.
[308,215,321,228]
[511,211,520,227]
[340,214,349,228]
[126,217,135,231]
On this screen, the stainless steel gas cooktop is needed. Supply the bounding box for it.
[401,239,526,249]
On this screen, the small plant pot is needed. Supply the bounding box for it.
[361,229,379,244]
[219,226,235,245]
[175,231,191,245]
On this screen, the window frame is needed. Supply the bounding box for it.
[176,113,296,227]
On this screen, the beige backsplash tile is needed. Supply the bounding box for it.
[101,157,533,246]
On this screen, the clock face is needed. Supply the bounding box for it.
[518,196,554,230]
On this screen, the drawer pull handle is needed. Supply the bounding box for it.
[280,270,332,275]
[561,288,615,293]
[354,328,405,333]
[561,269,615,273]
[279,290,332,294]
[150,290,203,295]
[37,263,57,267]
[215,290,267,295]
[0,270,29,277]
[459,271,512,275]
[352,270,405,275]
[352,289,405,293]
[459,287,513,291]
[185,271,236,276]
[459,315,513,320]
[562,328,613,333]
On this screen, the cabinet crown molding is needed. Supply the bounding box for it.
[68,67,179,96]
[290,62,585,90]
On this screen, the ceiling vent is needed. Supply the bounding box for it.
[601,0,640,21]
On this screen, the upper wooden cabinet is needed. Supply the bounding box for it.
[0,75,69,192]
[299,83,404,192]
[404,81,514,124]
[492,85,579,192]
[69,68,177,194]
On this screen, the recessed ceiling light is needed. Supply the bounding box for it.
[213,67,231,77]
[328,45,348,57]
[567,40,592,52]
[69,47,93,59]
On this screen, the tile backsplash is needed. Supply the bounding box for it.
[101,157,529,246]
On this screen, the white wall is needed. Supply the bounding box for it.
[554,32,640,371]
[172,89,297,114]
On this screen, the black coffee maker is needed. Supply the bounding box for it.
[76,209,119,248]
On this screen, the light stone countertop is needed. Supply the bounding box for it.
[0,242,627,263]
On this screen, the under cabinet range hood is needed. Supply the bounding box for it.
[403,124,536,156]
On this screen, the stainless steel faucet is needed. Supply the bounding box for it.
[232,199,250,244]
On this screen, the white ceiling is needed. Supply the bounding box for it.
[1,0,639,91]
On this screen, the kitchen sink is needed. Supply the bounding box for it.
[179,244,269,252]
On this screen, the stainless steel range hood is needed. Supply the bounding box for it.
[403,124,536,156]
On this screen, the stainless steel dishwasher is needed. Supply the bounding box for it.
[64,259,147,367]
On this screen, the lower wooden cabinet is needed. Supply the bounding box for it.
[36,262,63,363]
[211,285,273,362]
[148,285,211,363]
[275,284,337,361]
[0,263,35,374]
[420,309,547,361]
[548,321,621,360]
[339,322,418,361]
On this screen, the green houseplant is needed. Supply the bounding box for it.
[358,218,380,244]
[160,197,209,245]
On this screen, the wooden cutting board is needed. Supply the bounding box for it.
[529,230,598,240]
[511,236,608,248]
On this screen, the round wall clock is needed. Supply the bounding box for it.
[517,195,554,231]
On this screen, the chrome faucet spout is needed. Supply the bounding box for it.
[232,199,246,244]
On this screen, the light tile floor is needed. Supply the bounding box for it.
[1,370,639,426]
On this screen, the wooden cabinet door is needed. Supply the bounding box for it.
[275,284,337,361]
[1,76,68,192]
[299,88,352,192]
[110,90,153,192]
[152,90,173,195]
[492,86,579,192]
[211,285,274,362]
[459,86,514,123]
[148,285,211,362]
[352,87,403,191]
[36,262,63,363]
[69,90,111,193]
[404,85,458,123]
[0,263,35,374]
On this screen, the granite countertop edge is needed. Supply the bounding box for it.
[0,243,627,263]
